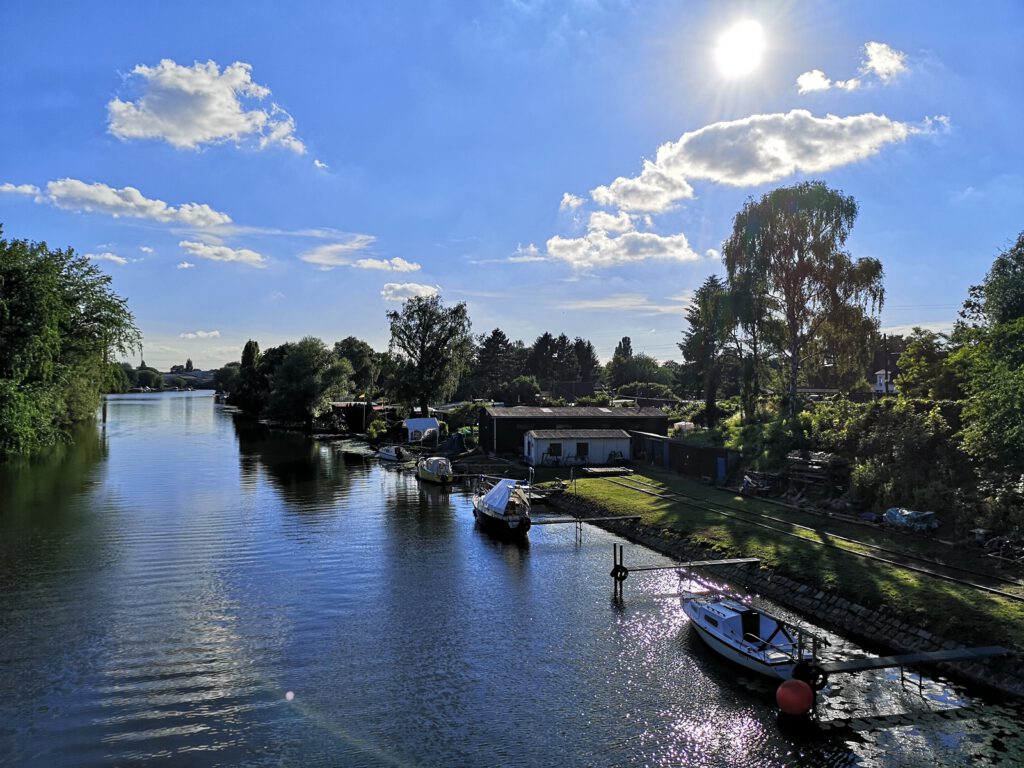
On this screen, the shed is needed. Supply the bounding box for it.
[479,406,668,456]
[404,417,441,442]
[524,429,631,466]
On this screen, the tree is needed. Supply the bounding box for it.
[722,182,884,419]
[960,231,1024,328]
[465,328,526,399]
[333,336,377,394]
[185,357,194,372]
[573,337,601,383]
[214,362,241,395]
[264,337,353,424]
[525,332,557,388]
[231,339,265,414]
[551,333,580,384]
[680,275,731,425]
[895,328,961,400]
[1,226,139,455]
[495,375,540,406]
[386,295,473,415]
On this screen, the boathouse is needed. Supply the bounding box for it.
[479,406,668,456]
[523,429,631,466]
[630,431,741,485]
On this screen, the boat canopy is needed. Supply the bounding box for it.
[480,479,521,515]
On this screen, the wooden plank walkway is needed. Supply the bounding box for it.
[531,515,641,526]
[819,646,1012,674]
[627,557,761,572]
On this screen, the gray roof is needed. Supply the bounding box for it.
[527,429,631,440]
[485,406,666,418]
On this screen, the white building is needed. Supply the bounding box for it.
[523,429,631,467]
[872,369,896,395]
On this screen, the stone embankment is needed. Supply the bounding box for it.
[550,494,1024,699]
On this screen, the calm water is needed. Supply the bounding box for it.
[1,393,1020,767]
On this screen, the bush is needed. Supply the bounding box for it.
[367,418,388,441]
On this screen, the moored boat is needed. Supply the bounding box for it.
[376,445,407,462]
[681,591,816,681]
[472,477,532,537]
[416,456,453,484]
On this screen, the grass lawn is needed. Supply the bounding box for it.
[569,468,1024,650]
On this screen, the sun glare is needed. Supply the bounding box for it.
[714,19,766,78]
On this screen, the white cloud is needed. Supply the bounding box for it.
[591,160,695,213]
[179,240,266,267]
[546,229,701,269]
[593,110,927,209]
[862,41,907,82]
[587,210,634,234]
[108,59,306,153]
[86,252,129,265]
[705,248,720,261]
[299,236,378,269]
[560,192,584,210]
[351,256,421,272]
[314,159,328,169]
[796,69,832,94]
[797,41,906,95]
[176,261,195,269]
[380,282,440,301]
[0,182,39,196]
[179,330,221,339]
[563,292,691,315]
[508,243,547,263]
[140,245,154,253]
[44,178,232,228]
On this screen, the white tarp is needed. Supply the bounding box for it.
[481,479,517,515]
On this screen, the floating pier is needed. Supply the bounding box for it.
[818,646,1011,675]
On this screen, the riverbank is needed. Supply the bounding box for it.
[547,470,1024,698]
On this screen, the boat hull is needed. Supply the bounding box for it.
[417,467,451,484]
[688,619,796,680]
[472,506,531,538]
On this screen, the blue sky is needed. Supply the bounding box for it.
[2,1,1022,370]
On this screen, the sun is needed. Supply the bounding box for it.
[714,19,766,78]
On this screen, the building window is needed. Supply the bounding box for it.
[576,442,589,458]
[548,443,562,457]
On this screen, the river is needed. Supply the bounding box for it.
[0,393,1020,766]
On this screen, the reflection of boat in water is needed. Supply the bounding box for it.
[416,456,453,484]
[681,591,817,681]
[472,477,531,537]
[376,445,407,462]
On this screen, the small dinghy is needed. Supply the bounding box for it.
[376,445,406,462]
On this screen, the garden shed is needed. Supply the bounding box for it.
[524,429,631,467]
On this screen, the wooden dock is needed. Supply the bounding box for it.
[819,646,1012,674]
[531,515,641,526]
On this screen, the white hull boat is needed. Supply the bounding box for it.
[376,445,407,462]
[681,593,815,681]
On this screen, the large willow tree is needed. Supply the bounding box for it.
[386,294,473,416]
[723,182,884,420]
[1,227,139,456]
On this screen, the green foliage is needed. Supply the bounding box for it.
[575,392,611,406]
[0,227,139,456]
[333,336,378,394]
[263,337,353,424]
[135,367,163,389]
[444,401,488,431]
[806,399,968,518]
[723,182,884,419]
[387,295,473,414]
[231,339,264,414]
[895,327,961,399]
[495,375,540,406]
[617,381,675,399]
[214,362,241,394]
[464,328,527,399]
[721,408,797,467]
[607,351,669,389]
[367,418,388,441]
[960,231,1024,327]
[680,274,731,424]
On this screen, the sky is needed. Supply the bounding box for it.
[2,1,1022,371]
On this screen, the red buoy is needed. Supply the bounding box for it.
[776,678,814,715]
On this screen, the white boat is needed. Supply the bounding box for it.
[681,592,816,681]
[472,478,532,537]
[376,445,407,462]
[416,456,453,484]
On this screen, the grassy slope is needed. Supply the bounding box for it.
[569,468,1024,649]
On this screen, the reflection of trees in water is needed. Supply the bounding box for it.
[233,416,359,511]
[0,420,108,526]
